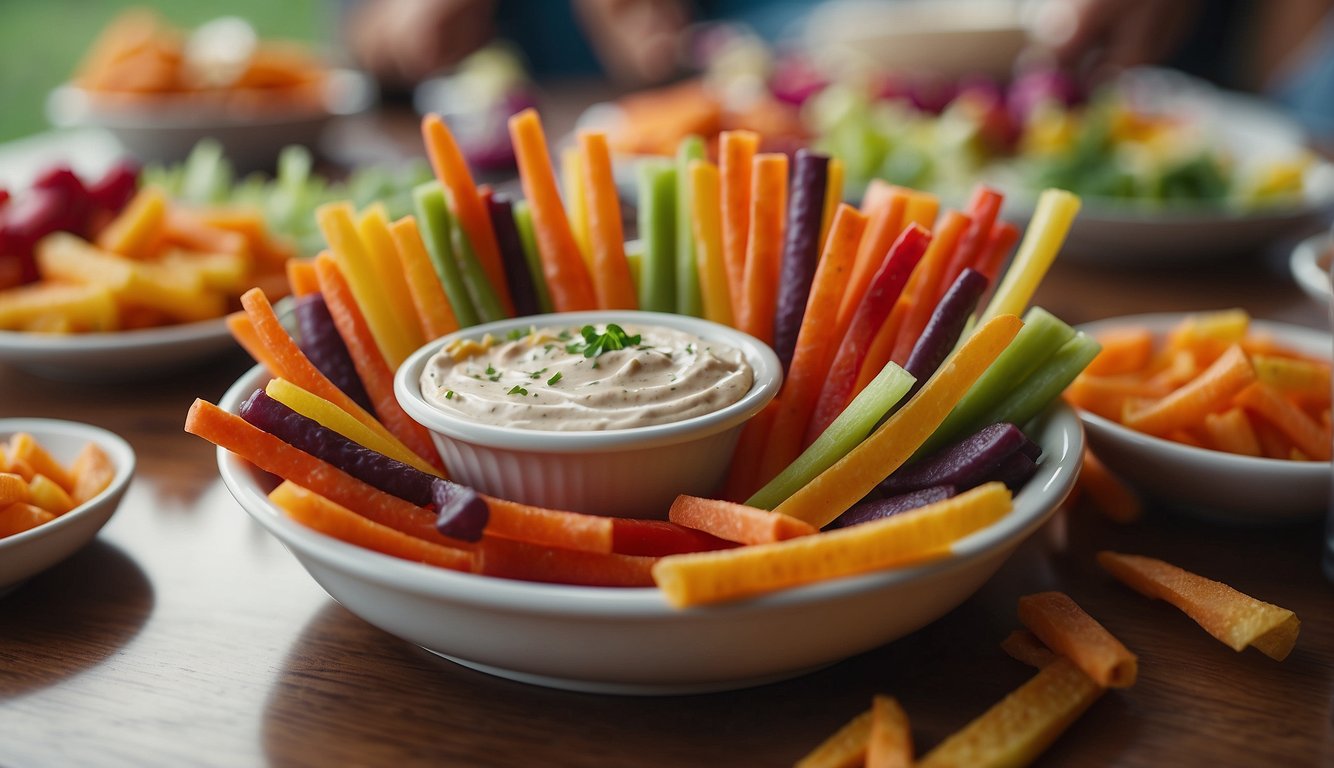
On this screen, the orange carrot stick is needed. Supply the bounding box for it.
[578,131,638,309]
[668,495,817,545]
[1234,381,1332,460]
[483,495,614,554]
[860,179,896,213]
[719,130,759,320]
[722,398,780,502]
[836,189,908,344]
[271,481,474,571]
[186,398,456,546]
[507,108,598,311]
[285,258,320,298]
[939,185,1002,290]
[421,113,515,314]
[388,216,460,340]
[736,152,789,345]
[1123,344,1257,436]
[312,254,445,472]
[902,191,939,231]
[888,210,971,365]
[758,205,867,479]
[225,311,282,374]
[1076,448,1143,523]
[867,695,913,768]
[1084,328,1155,377]
[977,220,1020,289]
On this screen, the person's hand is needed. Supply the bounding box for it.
[573,0,691,84]
[346,0,497,88]
[1033,0,1201,82]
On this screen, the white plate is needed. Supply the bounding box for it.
[1291,233,1332,304]
[1076,314,1331,523]
[0,418,136,596]
[46,68,376,170]
[216,363,1082,695]
[0,317,239,382]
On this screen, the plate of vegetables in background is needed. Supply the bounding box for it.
[1068,311,1331,523]
[1290,232,1331,305]
[46,10,375,170]
[188,104,1100,692]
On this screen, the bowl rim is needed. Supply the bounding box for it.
[0,315,231,356]
[221,360,1082,616]
[1074,312,1331,474]
[394,310,785,452]
[1290,232,1332,304]
[0,417,136,550]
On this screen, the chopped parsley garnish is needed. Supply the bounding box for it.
[506,328,526,341]
[564,324,642,358]
[485,364,501,382]
[507,385,528,396]
[547,371,563,386]
[527,367,548,379]
[445,390,455,399]
[685,343,694,354]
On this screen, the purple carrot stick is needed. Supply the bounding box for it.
[903,268,989,399]
[487,194,540,317]
[772,149,829,371]
[880,422,1025,496]
[293,292,375,414]
[827,486,957,529]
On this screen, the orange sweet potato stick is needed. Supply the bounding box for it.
[773,314,1023,527]
[271,481,475,571]
[719,130,759,319]
[758,205,867,479]
[388,216,460,340]
[736,153,789,345]
[1097,551,1300,660]
[867,696,913,768]
[238,286,427,467]
[794,709,874,768]
[508,108,598,311]
[668,494,817,545]
[1076,448,1143,524]
[421,113,515,315]
[162,207,249,257]
[1123,344,1257,436]
[1234,381,1332,460]
[887,210,971,365]
[1017,591,1138,688]
[1001,629,1061,669]
[578,131,638,309]
[313,254,445,472]
[96,186,167,257]
[0,503,53,537]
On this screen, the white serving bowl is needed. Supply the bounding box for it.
[218,359,1082,694]
[394,311,783,518]
[0,316,238,381]
[1076,314,1332,523]
[46,68,375,170]
[0,418,135,596]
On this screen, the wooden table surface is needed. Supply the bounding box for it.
[3,98,1333,767]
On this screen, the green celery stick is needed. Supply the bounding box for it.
[674,135,706,316]
[637,160,677,312]
[747,363,916,510]
[413,182,480,328]
[973,332,1100,430]
[181,139,232,205]
[512,200,554,314]
[917,307,1075,457]
[450,216,506,323]
[625,241,644,292]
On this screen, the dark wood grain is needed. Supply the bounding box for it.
[2,97,1332,767]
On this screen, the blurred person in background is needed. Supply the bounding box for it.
[346,0,1334,143]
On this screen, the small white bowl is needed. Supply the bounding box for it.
[219,358,1082,694]
[394,311,783,518]
[1290,232,1331,305]
[1076,314,1332,523]
[0,418,135,596]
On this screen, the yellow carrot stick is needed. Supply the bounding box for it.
[688,159,733,326]
[977,189,1080,324]
[902,191,939,232]
[316,202,419,369]
[388,216,459,341]
[653,482,1011,607]
[819,156,844,252]
[867,695,913,768]
[96,186,167,257]
[356,204,428,359]
[773,314,1024,528]
[264,378,442,477]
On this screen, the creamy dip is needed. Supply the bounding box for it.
[420,323,754,431]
